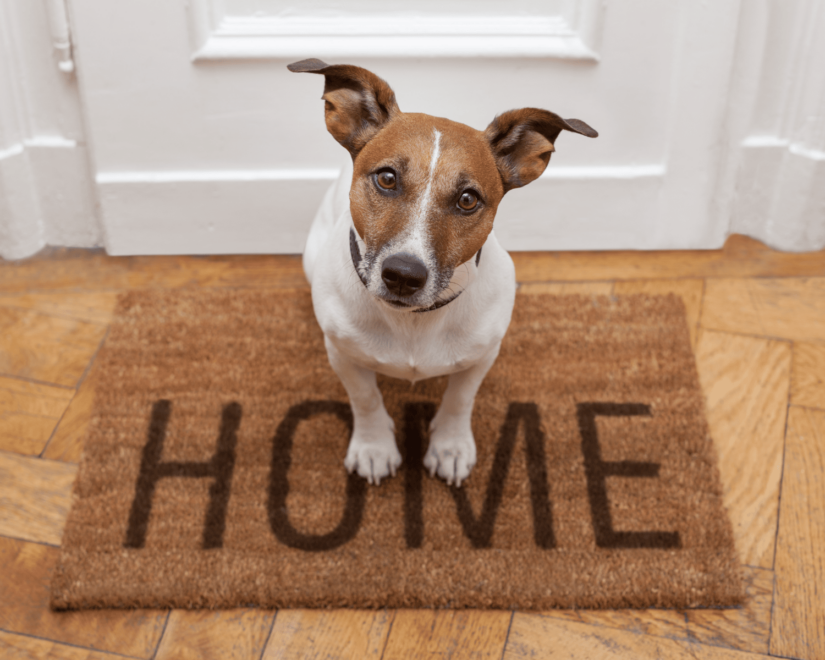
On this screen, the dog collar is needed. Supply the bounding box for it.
[349,227,482,313]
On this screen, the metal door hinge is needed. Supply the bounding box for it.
[44,0,74,73]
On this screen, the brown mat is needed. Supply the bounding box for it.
[51,289,743,610]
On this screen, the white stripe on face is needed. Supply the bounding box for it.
[370,128,444,302]
[390,128,442,280]
[412,128,442,246]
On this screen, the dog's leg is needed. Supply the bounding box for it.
[425,344,500,487]
[325,338,400,485]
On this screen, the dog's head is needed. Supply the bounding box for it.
[289,59,597,311]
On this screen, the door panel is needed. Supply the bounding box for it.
[68,0,741,254]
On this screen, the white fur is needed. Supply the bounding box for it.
[403,128,441,266]
[364,128,445,302]
[305,156,516,486]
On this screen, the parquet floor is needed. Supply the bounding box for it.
[0,235,823,659]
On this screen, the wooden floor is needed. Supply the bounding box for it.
[0,235,823,659]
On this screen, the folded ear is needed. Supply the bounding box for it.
[288,58,400,158]
[485,108,598,192]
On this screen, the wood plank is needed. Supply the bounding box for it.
[0,536,167,658]
[542,608,688,642]
[504,614,773,659]
[0,292,118,325]
[685,566,772,654]
[3,235,824,294]
[382,610,511,660]
[263,610,392,660]
[0,308,105,387]
[518,282,613,295]
[42,372,97,464]
[771,406,825,660]
[0,630,123,660]
[0,451,76,545]
[0,248,307,294]
[539,567,771,655]
[791,342,825,409]
[0,376,74,456]
[694,330,790,568]
[155,609,275,660]
[702,277,825,342]
[512,235,825,283]
[614,279,704,348]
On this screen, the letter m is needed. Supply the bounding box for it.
[404,402,555,549]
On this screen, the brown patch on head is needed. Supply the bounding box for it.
[350,113,504,272]
[428,118,507,266]
[290,60,598,307]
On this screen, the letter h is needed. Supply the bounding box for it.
[124,399,241,550]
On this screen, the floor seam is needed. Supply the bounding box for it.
[0,627,142,658]
[0,373,74,390]
[0,533,60,548]
[499,610,516,660]
[257,610,278,660]
[149,610,172,660]
[766,359,794,654]
[378,609,397,660]
[39,325,110,459]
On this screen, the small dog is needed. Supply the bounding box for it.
[289,59,596,486]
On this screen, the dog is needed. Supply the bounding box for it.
[289,59,597,487]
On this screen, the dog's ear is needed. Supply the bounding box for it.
[485,108,597,192]
[288,58,400,158]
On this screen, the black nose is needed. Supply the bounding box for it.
[381,253,428,297]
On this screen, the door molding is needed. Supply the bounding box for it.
[188,0,605,60]
[96,163,665,255]
[0,0,98,260]
[726,0,825,251]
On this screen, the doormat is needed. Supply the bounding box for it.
[51,289,743,610]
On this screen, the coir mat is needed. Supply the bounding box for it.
[51,289,743,610]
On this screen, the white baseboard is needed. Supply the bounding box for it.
[0,140,100,260]
[0,147,44,260]
[98,169,338,255]
[97,165,671,256]
[29,142,101,249]
[497,165,668,251]
[732,138,825,252]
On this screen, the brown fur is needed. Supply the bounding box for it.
[288,59,400,157]
[289,60,597,272]
[484,108,597,192]
[351,114,503,269]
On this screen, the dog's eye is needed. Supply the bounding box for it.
[458,191,479,211]
[376,170,397,190]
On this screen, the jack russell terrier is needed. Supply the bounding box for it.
[289,59,597,487]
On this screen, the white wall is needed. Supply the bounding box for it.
[0,0,100,260]
[724,0,825,252]
[67,0,744,255]
[0,0,822,259]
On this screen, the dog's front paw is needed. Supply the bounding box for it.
[345,439,402,485]
[344,410,401,485]
[424,423,477,488]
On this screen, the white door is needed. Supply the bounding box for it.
[66,0,744,255]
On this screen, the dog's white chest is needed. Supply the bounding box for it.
[325,315,483,382]
[306,181,515,384]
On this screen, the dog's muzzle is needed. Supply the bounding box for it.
[349,225,481,313]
